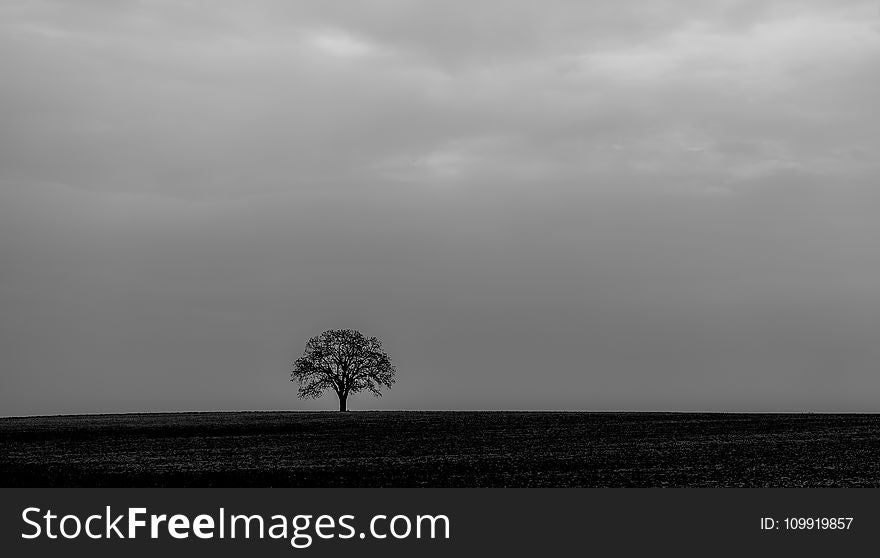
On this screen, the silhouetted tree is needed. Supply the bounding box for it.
[290,329,396,411]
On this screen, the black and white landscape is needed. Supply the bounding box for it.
[2,1,880,487]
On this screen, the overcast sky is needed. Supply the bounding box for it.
[2,0,880,415]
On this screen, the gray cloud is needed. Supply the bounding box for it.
[2,1,880,414]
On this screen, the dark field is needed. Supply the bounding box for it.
[2,411,880,487]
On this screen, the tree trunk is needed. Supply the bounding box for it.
[338,393,348,412]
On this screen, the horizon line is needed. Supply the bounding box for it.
[2,409,880,419]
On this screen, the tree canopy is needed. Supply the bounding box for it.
[290,329,396,411]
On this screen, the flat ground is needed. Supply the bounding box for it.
[2,411,879,487]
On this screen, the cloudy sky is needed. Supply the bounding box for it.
[2,0,880,415]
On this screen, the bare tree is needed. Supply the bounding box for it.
[290,329,396,411]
